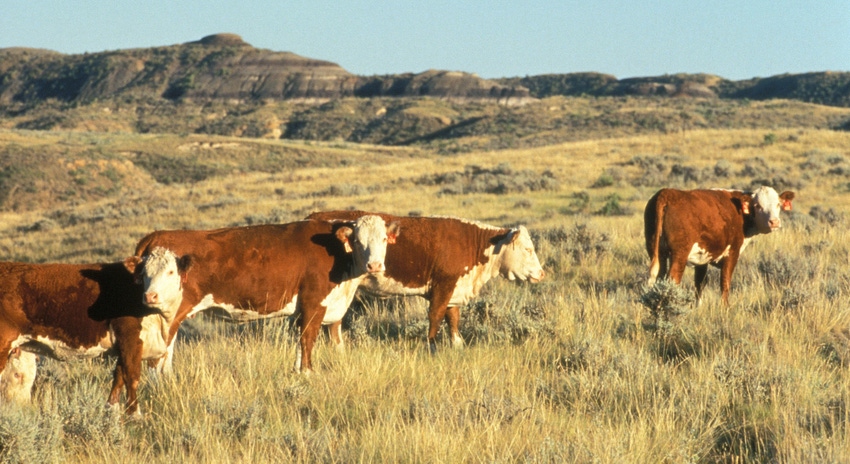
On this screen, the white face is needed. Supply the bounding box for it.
[497,226,545,283]
[348,215,397,275]
[750,186,785,233]
[138,247,185,317]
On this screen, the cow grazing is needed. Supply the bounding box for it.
[133,216,399,373]
[644,186,795,303]
[0,348,37,405]
[307,211,546,353]
[0,248,191,415]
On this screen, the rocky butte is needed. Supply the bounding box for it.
[0,33,533,106]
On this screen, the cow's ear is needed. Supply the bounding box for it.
[178,255,193,282]
[779,191,795,211]
[124,256,143,283]
[336,226,354,253]
[508,228,522,244]
[739,195,752,215]
[387,222,400,244]
[123,256,140,274]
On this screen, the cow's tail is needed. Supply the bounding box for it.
[645,192,666,286]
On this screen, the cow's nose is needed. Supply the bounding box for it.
[367,261,384,273]
[768,218,781,229]
[144,292,159,305]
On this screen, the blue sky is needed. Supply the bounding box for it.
[2,1,848,80]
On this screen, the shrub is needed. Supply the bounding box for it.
[595,193,630,216]
[0,407,63,464]
[534,223,611,265]
[418,163,559,195]
[638,279,693,333]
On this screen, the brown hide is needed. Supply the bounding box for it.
[0,261,159,414]
[134,220,358,371]
[307,211,512,352]
[644,188,778,304]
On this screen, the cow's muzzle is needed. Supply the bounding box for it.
[366,261,385,274]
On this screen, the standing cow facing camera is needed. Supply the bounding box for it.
[134,216,399,373]
[644,186,795,304]
[307,211,546,353]
[0,248,191,415]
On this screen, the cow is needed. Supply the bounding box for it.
[644,186,795,304]
[133,216,399,373]
[306,211,546,353]
[0,247,191,415]
[0,348,37,405]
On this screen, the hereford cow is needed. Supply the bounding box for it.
[307,211,546,353]
[134,216,399,373]
[644,186,795,304]
[0,248,191,415]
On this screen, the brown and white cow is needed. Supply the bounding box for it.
[307,211,546,353]
[133,216,399,373]
[0,248,191,415]
[644,186,795,304]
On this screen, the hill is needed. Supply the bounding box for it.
[0,33,530,106]
[2,33,850,112]
[498,71,850,107]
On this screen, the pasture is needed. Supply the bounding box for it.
[1,125,849,462]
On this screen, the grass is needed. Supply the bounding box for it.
[0,123,849,461]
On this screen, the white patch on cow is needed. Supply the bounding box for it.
[294,341,302,372]
[687,243,731,266]
[450,262,493,306]
[0,350,37,405]
[138,314,170,360]
[740,236,753,254]
[749,186,784,234]
[197,293,299,322]
[361,273,430,297]
[321,276,365,323]
[140,247,185,319]
[350,215,393,275]
[13,330,114,360]
[497,226,546,283]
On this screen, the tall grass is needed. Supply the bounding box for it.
[0,127,848,461]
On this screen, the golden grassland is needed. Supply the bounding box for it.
[1,126,850,462]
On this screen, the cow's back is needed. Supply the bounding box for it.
[0,261,146,350]
[135,221,348,315]
[651,189,746,250]
[308,211,506,289]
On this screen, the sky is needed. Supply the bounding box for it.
[2,1,848,81]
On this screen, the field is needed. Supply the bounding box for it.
[1,115,850,462]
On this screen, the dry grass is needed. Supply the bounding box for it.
[1,125,849,462]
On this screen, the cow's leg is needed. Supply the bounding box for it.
[108,364,125,406]
[111,320,144,416]
[327,321,345,353]
[667,251,689,284]
[297,305,324,373]
[444,306,463,348]
[658,251,670,280]
[694,264,709,304]
[117,346,143,417]
[427,289,453,355]
[719,255,739,305]
[145,335,176,377]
